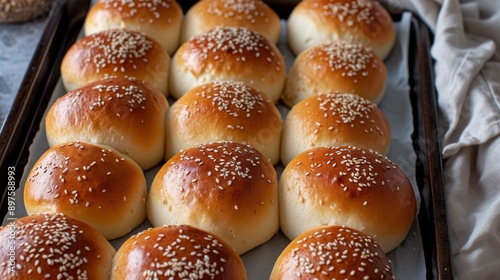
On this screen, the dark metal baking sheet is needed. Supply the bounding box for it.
[0,0,451,279]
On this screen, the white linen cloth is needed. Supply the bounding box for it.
[385,0,500,278]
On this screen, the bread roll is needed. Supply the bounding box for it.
[45,77,168,170]
[287,0,395,59]
[181,0,281,44]
[84,0,183,55]
[111,224,247,279]
[166,81,282,164]
[24,141,147,240]
[61,29,170,94]
[0,213,115,279]
[169,26,286,102]
[281,93,390,165]
[148,141,279,255]
[270,225,395,279]
[279,146,416,253]
[282,41,387,106]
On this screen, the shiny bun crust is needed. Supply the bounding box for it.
[169,26,286,102]
[287,0,395,59]
[45,77,168,170]
[270,225,395,279]
[279,146,416,253]
[147,141,279,255]
[181,0,281,44]
[111,225,247,279]
[281,93,390,166]
[84,0,183,55]
[61,29,170,94]
[0,213,115,279]
[24,142,147,240]
[282,41,387,106]
[166,81,282,164]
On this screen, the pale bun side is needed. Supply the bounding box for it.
[0,213,115,279]
[169,26,286,102]
[270,225,395,280]
[166,81,282,164]
[61,29,170,95]
[24,141,147,240]
[148,141,279,255]
[181,0,281,44]
[279,146,416,253]
[45,77,169,170]
[84,0,183,55]
[111,225,247,279]
[282,41,387,107]
[281,93,391,166]
[287,0,395,59]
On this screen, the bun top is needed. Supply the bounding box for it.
[84,0,183,54]
[61,29,170,94]
[111,225,247,279]
[270,225,395,280]
[288,0,395,59]
[181,0,281,44]
[0,213,115,279]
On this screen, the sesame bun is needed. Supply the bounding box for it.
[84,0,183,55]
[282,41,387,106]
[181,0,281,44]
[0,213,115,279]
[61,29,170,95]
[111,225,247,279]
[45,77,169,170]
[279,146,416,253]
[287,0,395,59]
[270,225,395,279]
[281,93,390,166]
[166,81,282,164]
[169,26,286,102]
[24,142,147,240]
[147,141,279,255]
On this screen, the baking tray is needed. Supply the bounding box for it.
[0,0,452,279]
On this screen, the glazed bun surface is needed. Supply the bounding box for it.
[287,0,395,59]
[282,41,387,107]
[169,26,286,102]
[166,81,282,164]
[111,225,247,279]
[148,141,279,255]
[279,146,416,253]
[0,213,115,279]
[270,225,395,280]
[61,29,170,94]
[281,93,391,165]
[181,0,281,44]
[45,77,168,170]
[24,142,147,240]
[84,0,183,54]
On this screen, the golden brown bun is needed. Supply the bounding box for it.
[0,213,115,279]
[45,77,168,170]
[279,146,416,253]
[24,142,147,240]
[270,225,395,279]
[166,81,282,164]
[147,141,279,255]
[282,41,387,106]
[61,29,170,95]
[111,225,247,279]
[169,26,286,102]
[281,93,390,165]
[181,0,281,44]
[287,0,395,59]
[84,0,183,55]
